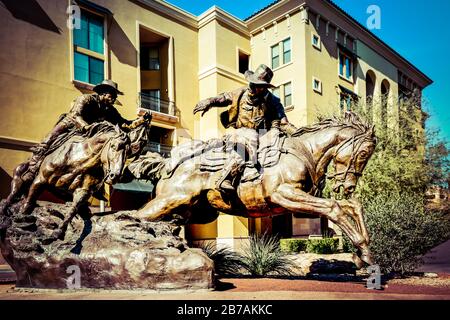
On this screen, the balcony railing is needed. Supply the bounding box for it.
[138,92,175,116]
[144,142,173,158]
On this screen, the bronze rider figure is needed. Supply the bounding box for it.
[193,64,298,193]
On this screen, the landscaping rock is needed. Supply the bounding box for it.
[288,253,357,276]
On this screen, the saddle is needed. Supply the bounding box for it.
[198,128,286,176]
[257,128,286,169]
[159,128,287,183]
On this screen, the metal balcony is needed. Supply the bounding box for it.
[138,92,175,116]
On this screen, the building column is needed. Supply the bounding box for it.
[168,36,175,115]
[216,214,250,251]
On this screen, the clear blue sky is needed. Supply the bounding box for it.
[166,0,450,142]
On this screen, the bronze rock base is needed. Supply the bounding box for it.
[0,201,214,290]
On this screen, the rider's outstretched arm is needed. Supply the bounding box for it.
[193,91,234,116]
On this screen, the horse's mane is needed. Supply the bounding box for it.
[292,111,372,136]
[41,121,126,156]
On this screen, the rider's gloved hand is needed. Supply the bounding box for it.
[193,100,211,117]
[143,111,152,121]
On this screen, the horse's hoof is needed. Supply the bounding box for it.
[361,252,374,266]
[352,253,365,269]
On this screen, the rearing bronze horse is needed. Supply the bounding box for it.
[131,112,376,265]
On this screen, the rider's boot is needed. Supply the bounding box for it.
[216,157,245,193]
[21,142,49,181]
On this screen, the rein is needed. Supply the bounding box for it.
[98,130,127,183]
[325,131,372,181]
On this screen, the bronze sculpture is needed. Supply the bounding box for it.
[0,74,377,290]
[193,64,299,193]
[131,111,376,266]
[0,80,152,238]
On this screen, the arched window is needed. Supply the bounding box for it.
[365,70,376,122]
[380,79,390,133]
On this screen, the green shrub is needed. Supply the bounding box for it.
[240,233,294,277]
[280,238,308,253]
[306,238,339,254]
[364,192,450,274]
[280,238,340,254]
[342,234,357,254]
[198,241,244,276]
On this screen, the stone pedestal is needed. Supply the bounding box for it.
[0,201,214,290]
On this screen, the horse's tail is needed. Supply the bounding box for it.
[127,152,167,183]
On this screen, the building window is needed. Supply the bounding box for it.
[312,33,321,50]
[141,47,160,70]
[238,50,250,75]
[284,82,292,107]
[271,37,291,69]
[338,51,353,81]
[272,86,280,98]
[272,83,293,111]
[283,38,291,64]
[271,44,280,69]
[73,9,105,84]
[312,77,322,94]
[339,93,352,112]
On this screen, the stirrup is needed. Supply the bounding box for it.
[218,180,236,192]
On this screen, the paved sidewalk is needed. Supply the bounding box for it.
[1,277,449,300]
[416,240,450,274]
[0,265,16,283]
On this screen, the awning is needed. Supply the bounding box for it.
[73,0,113,16]
[113,179,154,193]
[338,85,359,99]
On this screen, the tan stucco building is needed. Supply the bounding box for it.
[0,0,432,249]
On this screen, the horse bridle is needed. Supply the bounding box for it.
[99,132,128,183]
[326,130,373,183]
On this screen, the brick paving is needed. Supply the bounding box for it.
[0,276,449,300]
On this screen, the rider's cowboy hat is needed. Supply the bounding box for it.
[93,80,124,96]
[244,64,275,88]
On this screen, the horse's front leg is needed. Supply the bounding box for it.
[50,188,91,241]
[1,163,30,214]
[338,199,370,245]
[270,184,372,265]
[20,175,46,215]
[135,193,194,221]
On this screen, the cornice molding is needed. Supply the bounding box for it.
[133,0,198,28]
[135,1,250,36]
[246,0,297,24]
[198,65,247,85]
[198,6,249,36]
[249,5,305,35]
